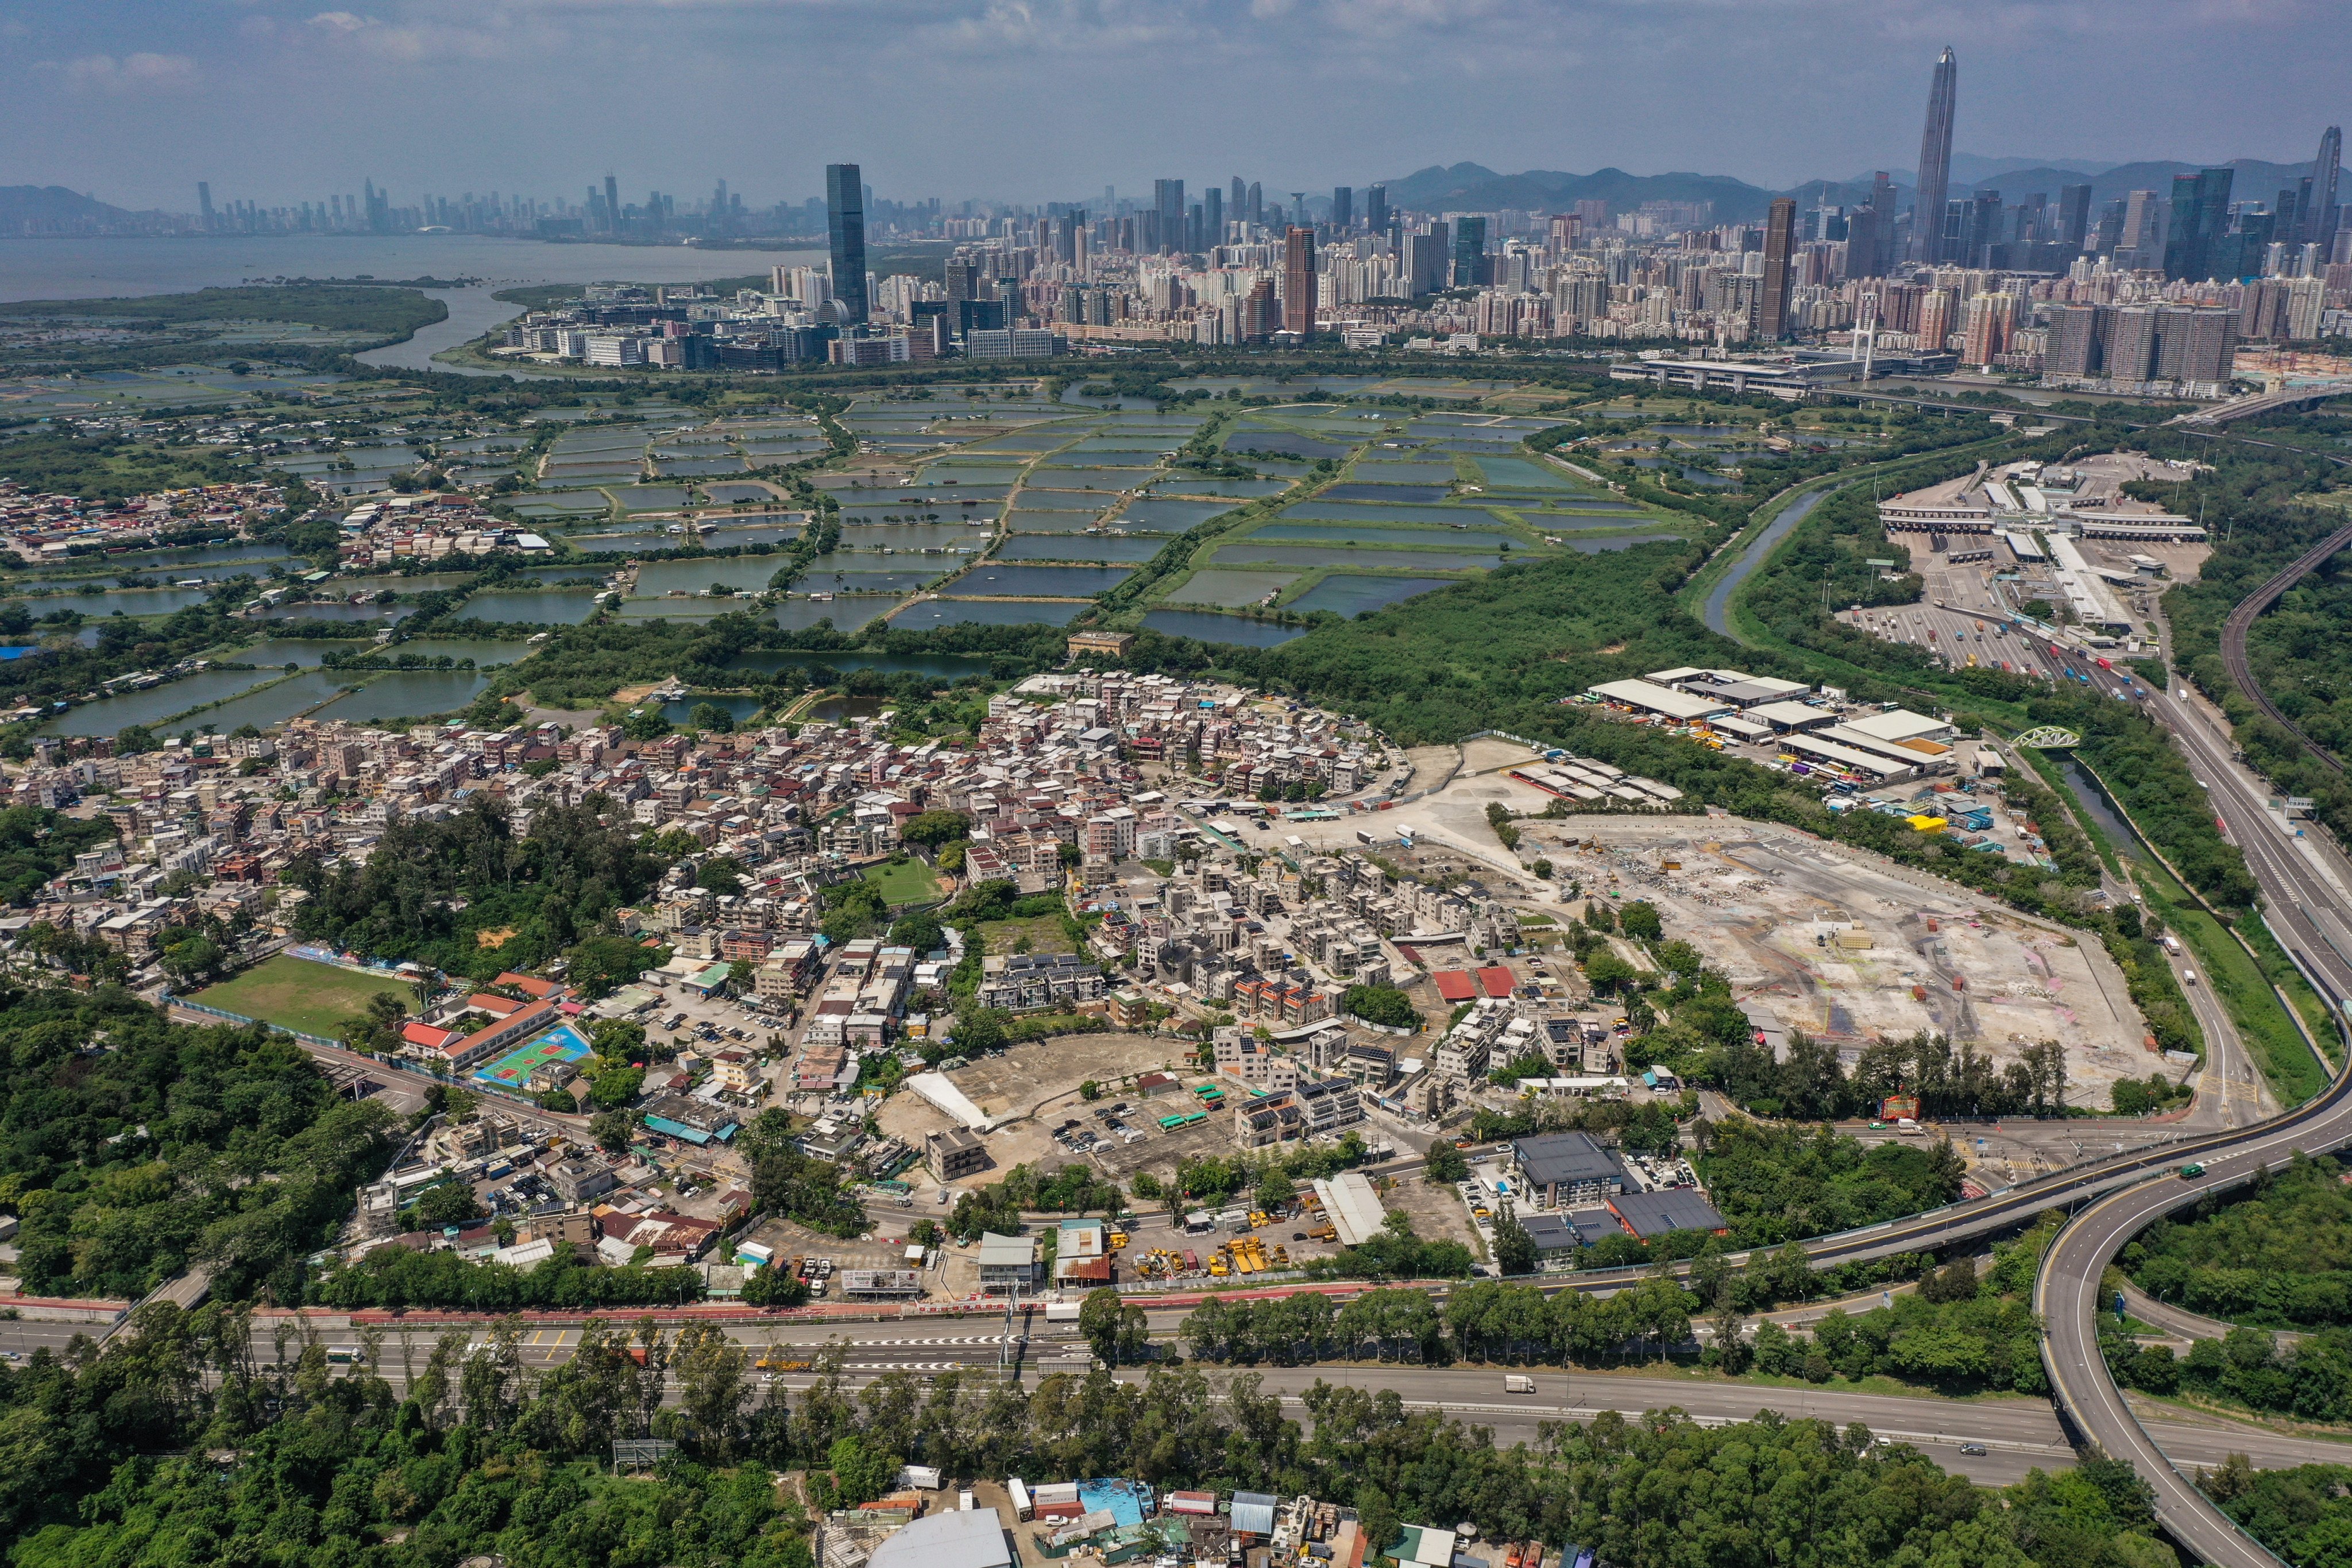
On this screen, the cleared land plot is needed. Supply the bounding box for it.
[193,955,417,1038]
[1165,568,1299,607]
[873,1030,1202,1187]
[1518,818,2150,1109]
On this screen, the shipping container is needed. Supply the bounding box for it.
[1007,1478,1034,1520]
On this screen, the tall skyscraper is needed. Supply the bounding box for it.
[2308,126,2343,248]
[1231,176,1247,222]
[1332,187,1353,230]
[1204,187,1223,245]
[825,163,868,325]
[1366,184,1388,235]
[2118,190,2166,269]
[604,173,620,234]
[1283,227,1316,335]
[1758,197,1797,340]
[2164,167,2234,281]
[2057,184,2092,249]
[196,182,215,233]
[1405,225,1449,296]
[1248,182,1263,228]
[1912,48,1958,263]
[1154,179,1185,253]
[1451,215,1486,288]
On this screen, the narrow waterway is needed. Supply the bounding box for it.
[1702,484,1832,637]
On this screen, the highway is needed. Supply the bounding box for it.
[14,1307,2348,1493]
[2218,519,2352,782]
[2031,566,2352,1565]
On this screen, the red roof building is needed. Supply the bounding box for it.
[1432,971,1478,1003]
[1477,966,1517,998]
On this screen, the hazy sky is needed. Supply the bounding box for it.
[4,0,2344,211]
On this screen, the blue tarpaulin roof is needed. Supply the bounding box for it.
[1077,1478,1146,1530]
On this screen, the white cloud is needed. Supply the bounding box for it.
[308,11,373,32]
[57,52,200,89]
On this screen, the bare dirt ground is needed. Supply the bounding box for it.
[1515,814,2148,1106]
[875,1032,1205,1189]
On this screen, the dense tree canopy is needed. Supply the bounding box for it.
[0,986,395,1302]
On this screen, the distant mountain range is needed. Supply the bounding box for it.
[1380,163,1781,221]
[0,186,142,227]
[1377,153,2341,225]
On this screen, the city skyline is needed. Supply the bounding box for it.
[0,0,2345,210]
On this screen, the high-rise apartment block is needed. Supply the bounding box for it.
[1283,227,1316,335]
[825,163,868,326]
[2042,303,2239,384]
[1331,187,1353,231]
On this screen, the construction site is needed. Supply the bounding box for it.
[1516,814,2154,1106]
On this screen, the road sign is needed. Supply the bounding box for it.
[1866,558,1897,567]
[2114,1291,2126,1322]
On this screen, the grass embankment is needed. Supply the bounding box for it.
[190,953,415,1038]
[2023,746,2331,1104]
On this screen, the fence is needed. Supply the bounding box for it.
[166,994,341,1049]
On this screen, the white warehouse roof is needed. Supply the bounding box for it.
[1314,1172,1391,1247]
[906,1071,993,1132]
[1588,679,1731,721]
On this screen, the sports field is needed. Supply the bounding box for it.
[472,1022,592,1090]
[191,954,416,1037]
[864,859,942,905]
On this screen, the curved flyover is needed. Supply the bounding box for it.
[2218,517,2352,778]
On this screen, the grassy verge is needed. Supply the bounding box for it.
[2238,906,2342,1052]
[2021,743,2333,1100]
[2135,848,2330,1104]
